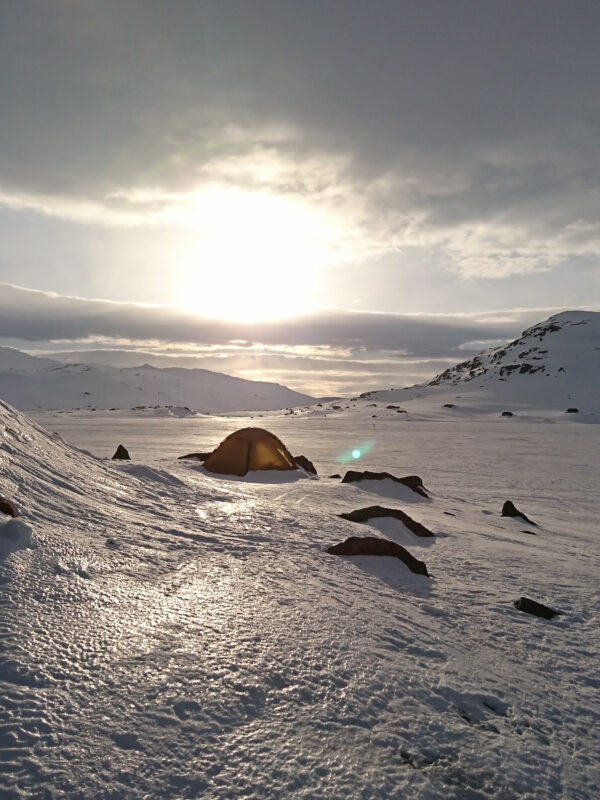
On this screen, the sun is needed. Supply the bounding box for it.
[177,188,335,321]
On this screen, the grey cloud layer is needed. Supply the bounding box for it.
[0,283,539,357]
[2,1,600,275]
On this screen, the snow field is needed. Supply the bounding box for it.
[1,399,599,798]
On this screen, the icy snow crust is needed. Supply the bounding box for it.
[2,397,600,799]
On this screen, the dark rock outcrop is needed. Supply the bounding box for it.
[514,597,558,619]
[501,411,514,417]
[502,500,536,525]
[341,470,428,498]
[293,455,317,475]
[329,473,341,479]
[112,444,130,460]
[327,536,429,576]
[0,498,18,518]
[565,407,579,413]
[339,505,434,537]
[178,451,212,461]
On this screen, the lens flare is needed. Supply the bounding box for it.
[338,441,375,463]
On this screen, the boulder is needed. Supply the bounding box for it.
[112,444,130,460]
[178,451,212,461]
[501,411,514,417]
[565,407,579,413]
[293,455,318,475]
[329,473,341,479]
[502,500,536,525]
[341,470,428,498]
[339,505,434,537]
[0,498,18,518]
[327,536,429,576]
[514,597,558,619]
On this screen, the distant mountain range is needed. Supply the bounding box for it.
[1,310,598,414]
[0,349,315,412]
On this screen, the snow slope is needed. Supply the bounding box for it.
[356,311,599,418]
[2,396,599,799]
[0,348,314,412]
[428,311,599,396]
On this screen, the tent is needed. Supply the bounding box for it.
[203,427,297,476]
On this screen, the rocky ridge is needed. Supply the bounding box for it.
[427,311,598,388]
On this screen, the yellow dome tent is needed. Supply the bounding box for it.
[203,427,297,476]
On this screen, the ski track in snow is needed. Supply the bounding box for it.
[1,400,599,799]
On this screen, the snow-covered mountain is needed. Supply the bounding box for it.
[428,311,598,391]
[0,347,314,412]
[360,311,599,415]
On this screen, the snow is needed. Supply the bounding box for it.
[1,311,599,798]
[0,348,314,413]
[2,389,600,799]
[0,518,33,556]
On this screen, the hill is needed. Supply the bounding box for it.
[358,311,599,417]
[0,347,314,412]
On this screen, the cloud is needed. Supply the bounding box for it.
[2,1,600,285]
[0,283,522,350]
[2,283,587,395]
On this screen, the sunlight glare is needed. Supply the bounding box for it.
[177,188,337,320]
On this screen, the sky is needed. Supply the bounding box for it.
[1,1,599,396]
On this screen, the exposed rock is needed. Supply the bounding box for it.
[502,500,536,525]
[0,498,18,518]
[514,597,559,619]
[329,473,341,479]
[443,403,456,408]
[339,505,434,537]
[565,407,579,413]
[178,451,212,461]
[293,455,317,475]
[341,470,428,498]
[112,444,130,460]
[501,411,514,417]
[327,536,429,576]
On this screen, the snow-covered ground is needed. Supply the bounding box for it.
[2,395,599,799]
